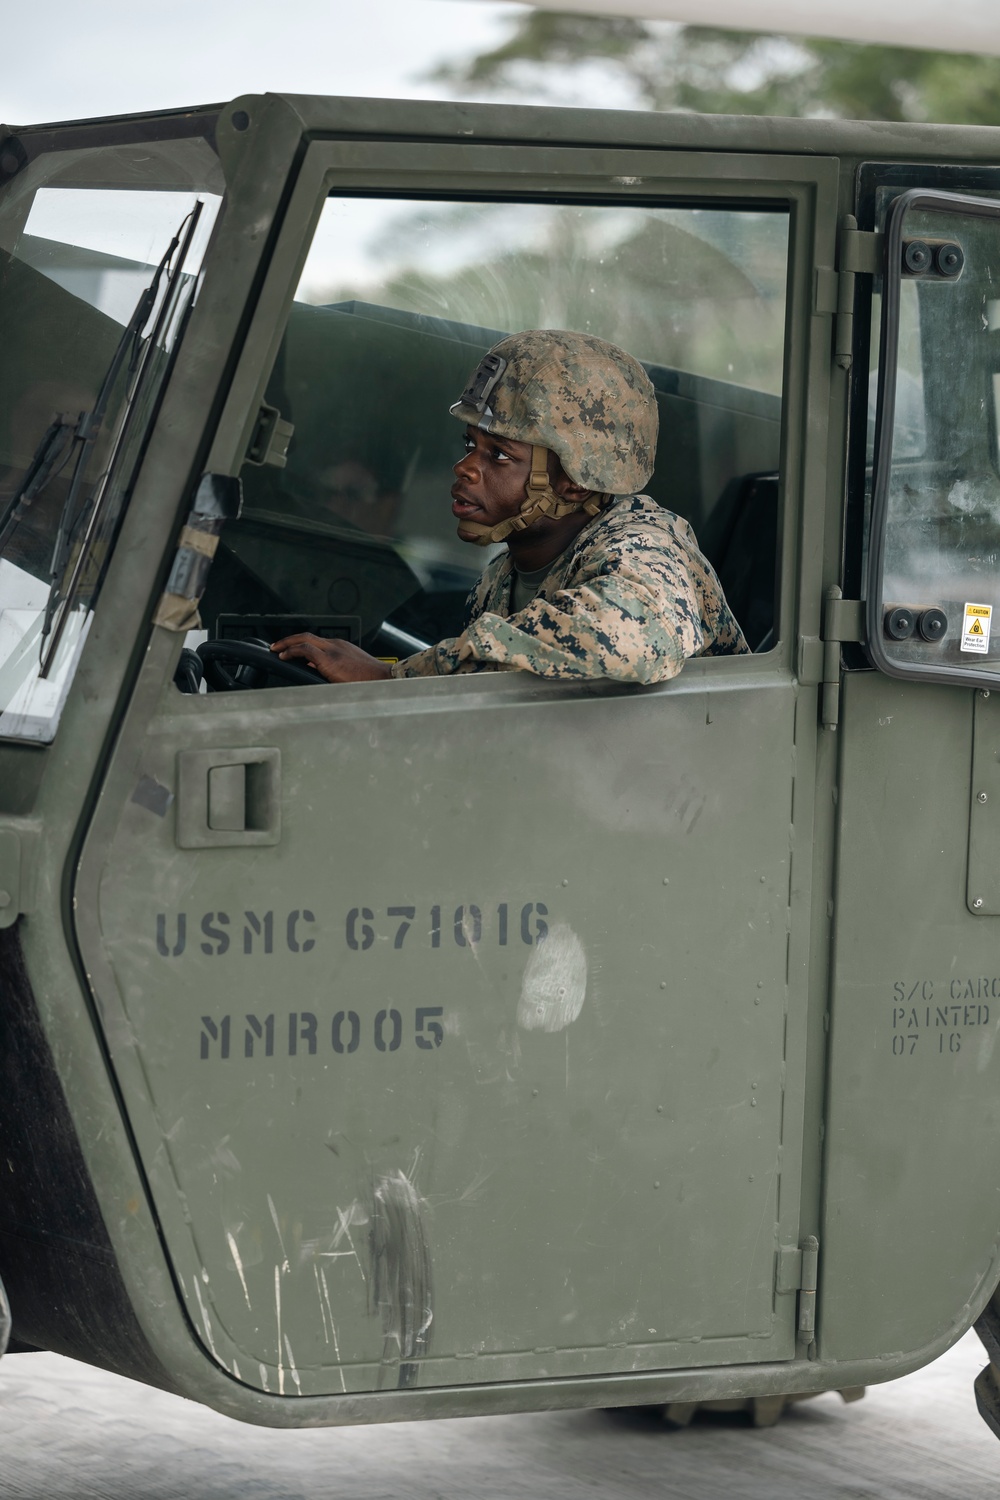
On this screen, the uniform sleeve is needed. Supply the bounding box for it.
[395,541,713,683]
[389,555,508,679]
[390,638,480,677]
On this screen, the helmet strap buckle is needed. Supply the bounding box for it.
[527,446,552,502]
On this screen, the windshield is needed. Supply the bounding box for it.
[0,135,222,741]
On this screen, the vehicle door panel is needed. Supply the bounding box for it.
[73,137,838,1395]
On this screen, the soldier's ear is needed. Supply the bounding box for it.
[550,459,592,502]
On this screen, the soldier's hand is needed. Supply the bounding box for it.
[270,633,392,683]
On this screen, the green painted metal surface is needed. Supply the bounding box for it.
[824,674,1000,1361]
[0,90,999,1431]
[91,662,802,1396]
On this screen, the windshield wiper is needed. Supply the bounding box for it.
[0,416,76,556]
[36,200,204,678]
[0,237,173,559]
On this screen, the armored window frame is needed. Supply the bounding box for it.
[194,141,839,689]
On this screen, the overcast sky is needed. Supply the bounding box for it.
[2,0,525,127]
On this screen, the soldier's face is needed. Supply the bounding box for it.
[452,427,553,541]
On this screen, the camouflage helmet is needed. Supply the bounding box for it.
[450,329,658,495]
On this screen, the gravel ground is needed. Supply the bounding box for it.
[1,1331,997,1499]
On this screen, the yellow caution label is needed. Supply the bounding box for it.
[962,602,992,654]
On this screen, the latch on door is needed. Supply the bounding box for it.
[245,402,294,468]
[176,748,281,848]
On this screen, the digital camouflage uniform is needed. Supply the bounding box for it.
[391,494,749,683]
[391,328,749,682]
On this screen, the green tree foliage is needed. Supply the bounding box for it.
[431,9,1000,124]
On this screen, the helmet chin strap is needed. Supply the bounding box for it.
[459,445,607,547]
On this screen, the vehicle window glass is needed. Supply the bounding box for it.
[0,142,221,742]
[990,295,1000,469]
[867,284,926,464]
[870,195,1000,682]
[200,197,788,665]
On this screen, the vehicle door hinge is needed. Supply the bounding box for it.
[775,1234,819,1346]
[839,221,881,277]
[833,216,882,371]
[817,586,864,730]
[0,823,41,929]
[245,402,294,469]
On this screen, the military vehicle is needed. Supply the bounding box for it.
[3,87,1000,1444]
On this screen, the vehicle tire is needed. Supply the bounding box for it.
[660,1387,866,1429]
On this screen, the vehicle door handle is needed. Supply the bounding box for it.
[175,748,281,848]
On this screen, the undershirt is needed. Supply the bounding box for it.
[510,559,554,613]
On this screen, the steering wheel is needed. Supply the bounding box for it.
[197,638,327,692]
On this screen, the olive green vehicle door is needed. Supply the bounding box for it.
[75,130,838,1399]
[823,173,1000,1368]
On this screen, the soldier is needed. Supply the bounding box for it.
[271,329,749,683]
